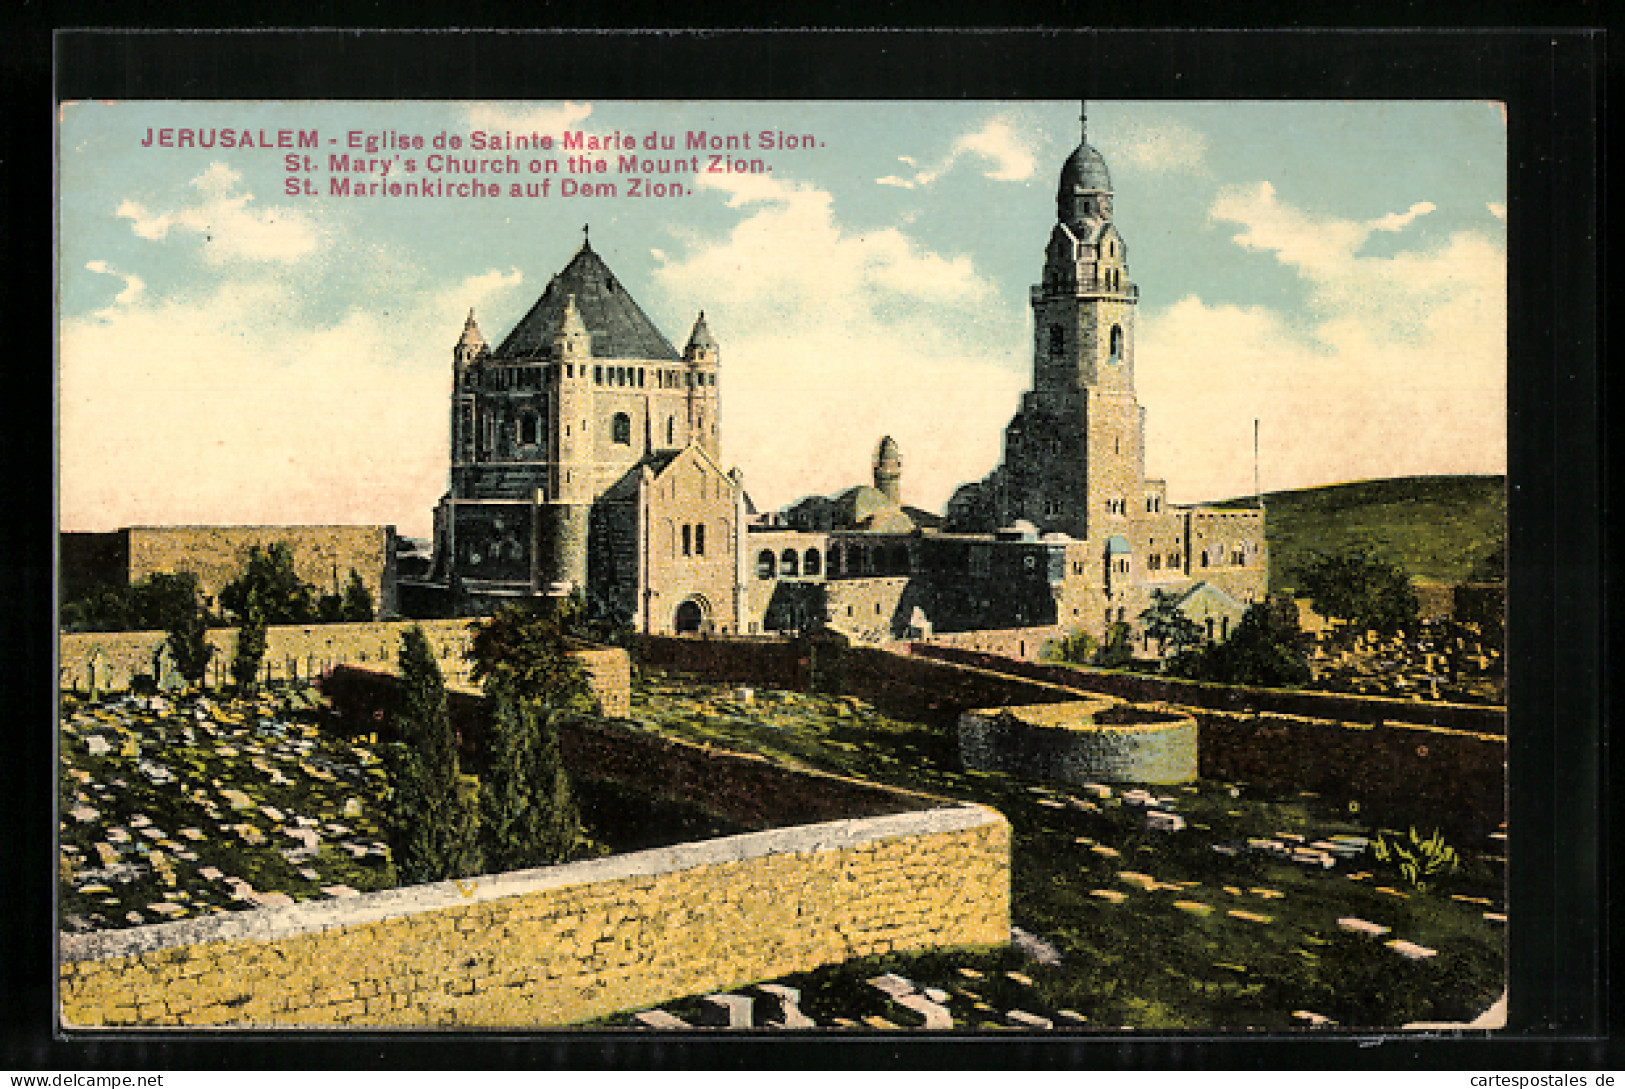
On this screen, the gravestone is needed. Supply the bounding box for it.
[153,644,184,692]
[697,993,753,1028]
[754,984,815,1029]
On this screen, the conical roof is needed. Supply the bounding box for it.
[685,310,717,353]
[458,308,487,349]
[495,240,680,361]
[1058,142,1112,195]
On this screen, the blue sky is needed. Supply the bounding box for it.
[59,100,1506,538]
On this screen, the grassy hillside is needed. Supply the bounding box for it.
[1216,475,1505,595]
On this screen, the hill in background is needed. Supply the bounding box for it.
[1214,475,1505,595]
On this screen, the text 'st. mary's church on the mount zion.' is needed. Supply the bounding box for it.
[423,107,1267,654]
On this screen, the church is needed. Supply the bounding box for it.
[419,107,1267,654]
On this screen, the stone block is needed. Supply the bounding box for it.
[754,983,815,1028]
[1004,1009,1052,1029]
[893,992,953,1029]
[697,992,753,1028]
[866,972,917,1000]
[633,1008,690,1029]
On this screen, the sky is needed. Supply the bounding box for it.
[58,100,1506,540]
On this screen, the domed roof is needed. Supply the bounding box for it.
[1058,141,1112,195]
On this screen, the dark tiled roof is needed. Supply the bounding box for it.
[494,242,680,361]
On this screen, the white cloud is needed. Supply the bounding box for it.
[1487,201,1507,220]
[1370,200,1437,232]
[84,259,145,306]
[1138,186,1505,502]
[461,101,593,137]
[1115,119,1210,173]
[115,162,325,264]
[59,276,454,537]
[876,116,1036,189]
[652,170,1021,513]
[433,267,526,329]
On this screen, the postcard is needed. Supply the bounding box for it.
[57,98,1508,1033]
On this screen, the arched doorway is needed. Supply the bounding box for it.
[674,598,706,634]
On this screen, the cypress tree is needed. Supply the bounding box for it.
[479,675,581,871]
[229,601,268,695]
[166,597,214,690]
[388,625,479,885]
[468,605,585,869]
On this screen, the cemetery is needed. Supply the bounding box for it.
[58,648,1506,1029]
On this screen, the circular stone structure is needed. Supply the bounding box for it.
[957,697,1198,785]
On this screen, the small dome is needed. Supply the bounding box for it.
[875,435,901,466]
[1058,142,1112,196]
[1104,534,1132,555]
[1039,531,1074,543]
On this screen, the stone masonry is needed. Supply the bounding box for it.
[60,805,1010,1028]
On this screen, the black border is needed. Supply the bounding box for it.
[6,26,1609,1070]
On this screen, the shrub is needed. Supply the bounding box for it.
[1092,622,1135,669]
[1372,826,1459,890]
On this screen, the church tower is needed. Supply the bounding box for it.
[874,435,902,506]
[980,101,1146,541]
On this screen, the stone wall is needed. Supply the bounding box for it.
[631,634,1505,835]
[911,642,1507,736]
[925,625,1066,661]
[59,622,632,720]
[1197,709,1504,838]
[61,525,398,616]
[60,619,476,694]
[60,805,1009,1028]
[959,701,1199,785]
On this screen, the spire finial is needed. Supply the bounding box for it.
[1080,100,1088,145]
[582,223,590,245]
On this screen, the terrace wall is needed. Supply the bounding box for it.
[632,635,1506,835]
[60,805,1010,1028]
[60,619,477,693]
[909,643,1506,736]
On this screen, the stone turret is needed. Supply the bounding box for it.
[683,311,721,460]
[455,308,488,366]
[874,435,902,506]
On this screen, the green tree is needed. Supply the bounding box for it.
[467,602,594,711]
[1092,621,1135,669]
[1296,549,1420,637]
[229,601,268,694]
[1169,603,1312,688]
[479,675,580,871]
[219,543,317,626]
[163,580,215,689]
[340,569,375,621]
[128,572,209,631]
[1139,589,1203,659]
[388,626,480,885]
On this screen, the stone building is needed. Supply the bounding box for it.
[744,106,1268,653]
[422,107,1267,655]
[425,237,747,634]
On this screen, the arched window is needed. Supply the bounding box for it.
[757,550,777,580]
[694,523,706,556]
[1109,325,1123,361]
[612,412,632,445]
[1049,325,1065,357]
[665,416,675,446]
[803,548,822,576]
[781,549,799,578]
[681,524,692,556]
[518,413,540,446]
[1221,615,1230,640]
